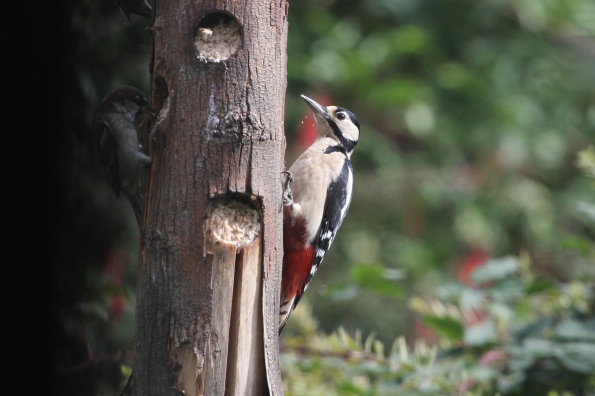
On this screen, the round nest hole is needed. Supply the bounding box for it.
[195,12,242,63]
[209,199,260,248]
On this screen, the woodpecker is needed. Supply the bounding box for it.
[279,95,360,335]
[114,0,153,22]
[93,86,155,227]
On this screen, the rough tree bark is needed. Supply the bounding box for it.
[135,1,288,395]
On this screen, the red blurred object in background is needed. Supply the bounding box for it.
[104,248,126,320]
[457,248,489,286]
[411,248,489,343]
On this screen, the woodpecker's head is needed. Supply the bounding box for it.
[94,86,155,125]
[302,95,360,154]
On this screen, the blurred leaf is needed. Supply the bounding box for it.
[77,300,109,322]
[490,278,524,302]
[458,288,486,311]
[556,342,595,373]
[351,264,404,299]
[555,318,595,342]
[525,277,557,294]
[508,347,534,372]
[388,25,431,55]
[367,78,427,106]
[421,315,464,341]
[464,320,497,347]
[560,235,595,256]
[335,381,367,395]
[119,364,133,390]
[325,283,360,301]
[576,202,595,223]
[522,338,557,357]
[514,318,555,342]
[577,146,595,178]
[472,257,520,285]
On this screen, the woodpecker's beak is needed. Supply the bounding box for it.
[141,105,157,117]
[301,95,329,119]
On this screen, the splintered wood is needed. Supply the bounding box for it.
[205,198,265,396]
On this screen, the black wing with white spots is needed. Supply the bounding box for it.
[306,158,353,288]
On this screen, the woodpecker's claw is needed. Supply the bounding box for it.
[282,171,294,206]
[282,171,294,183]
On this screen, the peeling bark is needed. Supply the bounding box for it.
[135,1,288,394]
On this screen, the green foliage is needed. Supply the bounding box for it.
[282,318,479,396]
[281,256,595,395]
[471,257,520,285]
[421,315,465,341]
[350,264,405,299]
[577,147,595,179]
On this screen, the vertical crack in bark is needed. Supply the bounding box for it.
[246,142,253,193]
[245,50,252,116]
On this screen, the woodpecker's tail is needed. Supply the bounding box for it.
[279,293,304,336]
[278,297,294,336]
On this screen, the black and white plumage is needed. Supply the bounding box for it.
[114,0,153,22]
[93,86,154,227]
[279,95,360,334]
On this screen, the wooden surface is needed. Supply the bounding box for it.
[225,237,266,396]
[134,1,288,394]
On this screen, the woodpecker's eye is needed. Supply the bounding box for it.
[336,112,346,121]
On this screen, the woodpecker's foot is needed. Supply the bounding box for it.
[282,171,294,206]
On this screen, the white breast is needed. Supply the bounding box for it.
[288,137,346,243]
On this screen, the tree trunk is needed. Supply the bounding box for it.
[135,1,288,395]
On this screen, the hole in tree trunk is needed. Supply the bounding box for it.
[195,12,243,63]
[208,198,260,249]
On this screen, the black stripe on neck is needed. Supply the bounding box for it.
[324,145,347,155]
[327,120,357,153]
